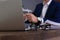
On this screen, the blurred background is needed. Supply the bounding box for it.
[22,0,60,11]
[22,0,42,11]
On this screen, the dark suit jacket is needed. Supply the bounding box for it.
[33,0,60,23]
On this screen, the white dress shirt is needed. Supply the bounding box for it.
[38,0,52,24]
[38,0,60,29]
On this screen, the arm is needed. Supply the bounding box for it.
[45,4,60,26]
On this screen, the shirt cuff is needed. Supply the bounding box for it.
[37,17,44,24]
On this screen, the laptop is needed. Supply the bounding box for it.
[0,0,25,30]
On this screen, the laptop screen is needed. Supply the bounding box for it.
[0,0,25,30]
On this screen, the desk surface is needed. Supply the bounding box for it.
[0,30,60,40]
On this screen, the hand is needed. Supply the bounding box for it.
[26,13,38,23]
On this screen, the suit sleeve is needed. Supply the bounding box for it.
[45,4,60,25]
[33,3,42,17]
[54,5,60,23]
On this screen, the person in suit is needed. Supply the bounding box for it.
[24,0,60,30]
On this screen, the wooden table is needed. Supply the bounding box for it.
[0,30,60,40]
